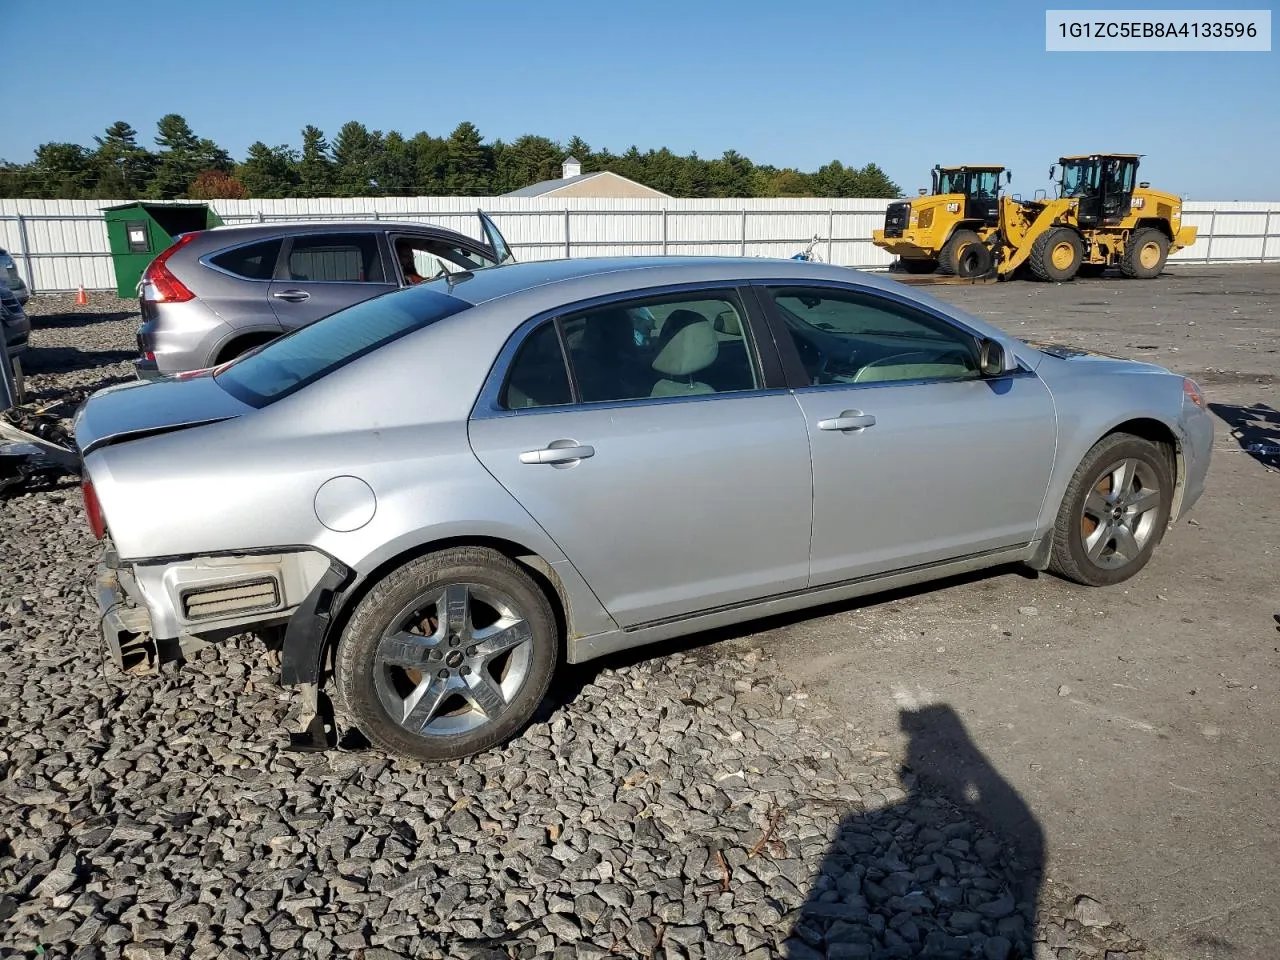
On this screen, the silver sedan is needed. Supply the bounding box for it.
[76,256,1213,760]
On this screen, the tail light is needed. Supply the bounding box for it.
[1183,378,1206,408]
[82,478,106,540]
[140,233,199,304]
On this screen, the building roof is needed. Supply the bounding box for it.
[502,169,669,198]
[503,172,605,197]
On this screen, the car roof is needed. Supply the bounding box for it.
[419,256,912,306]
[198,220,478,240]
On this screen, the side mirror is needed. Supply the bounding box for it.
[1005,170,1013,184]
[979,338,1010,377]
[1049,164,1057,181]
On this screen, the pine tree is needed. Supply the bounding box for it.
[93,121,153,197]
[298,125,335,197]
[236,142,300,198]
[445,122,490,195]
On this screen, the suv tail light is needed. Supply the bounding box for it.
[140,232,199,303]
[82,478,106,540]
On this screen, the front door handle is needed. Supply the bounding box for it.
[818,410,877,432]
[519,443,595,465]
[272,289,311,302]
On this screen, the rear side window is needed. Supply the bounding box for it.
[215,286,469,407]
[209,239,282,280]
[285,233,385,283]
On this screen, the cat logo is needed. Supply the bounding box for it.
[946,202,960,213]
[1131,197,1145,209]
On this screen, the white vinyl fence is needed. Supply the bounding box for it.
[1,195,1278,294]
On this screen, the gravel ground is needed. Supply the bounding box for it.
[3,294,1145,959]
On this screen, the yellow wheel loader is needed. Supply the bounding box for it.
[871,165,1010,277]
[992,154,1198,281]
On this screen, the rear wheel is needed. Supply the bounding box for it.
[334,548,558,761]
[1048,433,1173,587]
[1120,228,1169,279]
[215,333,278,365]
[938,230,988,277]
[901,258,938,274]
[1028,228,1083,282]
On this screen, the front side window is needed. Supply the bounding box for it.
[285,233,385,283]
[216,286,469,406]
[499,292,759,409]
[970,171,999,197]
[209,239,282,280]
[768,287,980,386]
[394,237,493,286]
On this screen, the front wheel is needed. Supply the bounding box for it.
[334,547,558,761]
[1047,434,1174,586]
[1028,227,1083,282]
[1120,228,1169,279]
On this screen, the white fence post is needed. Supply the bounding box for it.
[15,214,35,294]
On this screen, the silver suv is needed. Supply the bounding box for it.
[134,212,513,378]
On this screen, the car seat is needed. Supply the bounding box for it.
[650,310,719,397]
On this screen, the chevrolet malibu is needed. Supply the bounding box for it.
[76,257,1212,761]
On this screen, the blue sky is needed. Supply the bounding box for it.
[5,0,1277,198]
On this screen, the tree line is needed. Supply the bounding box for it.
[0,115,901,201]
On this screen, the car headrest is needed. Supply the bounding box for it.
[652,310,718,377]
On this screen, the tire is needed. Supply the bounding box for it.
[937,229,986,277]
[1028,227,1083,282]
[334,547,559,761]
[216,333,278,366]
[1120,228,1169,279]
[1077,263,1107,278]
[1047,433,1174,587]
[901,258,938,274]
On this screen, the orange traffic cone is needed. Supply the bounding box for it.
[75,285,88,306]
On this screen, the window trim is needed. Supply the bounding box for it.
[471,282,789,420]
[200,236,288,283]
[275,231,395,286]
[753,278,1031,392]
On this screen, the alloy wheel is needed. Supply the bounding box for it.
[372,582,534,737]
[1079,457,1162,569]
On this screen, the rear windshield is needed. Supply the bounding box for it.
[215,286,470,407]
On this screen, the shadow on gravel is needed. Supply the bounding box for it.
[784,705,1044,960]
[1209,402,1280,468]
[21,346,136,375]
[28,310,137,328]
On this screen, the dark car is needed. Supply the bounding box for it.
[0,249,30,305]
[133,211,513,378]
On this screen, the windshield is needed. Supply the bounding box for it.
[1060,160,1099,198]
[215,286,470,407]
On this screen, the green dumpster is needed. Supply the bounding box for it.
[103,202,224,298]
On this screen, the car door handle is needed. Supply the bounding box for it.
[272,290,311,302]
[519,443,595,465]
[818,411,877,432]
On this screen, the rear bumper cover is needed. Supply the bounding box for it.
[96,562,156,672]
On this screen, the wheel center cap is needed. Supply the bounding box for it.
[1112,506,1124,520]
[446,650,464,669]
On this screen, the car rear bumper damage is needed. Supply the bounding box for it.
[96,562,158,673]
[92,546,335,672]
